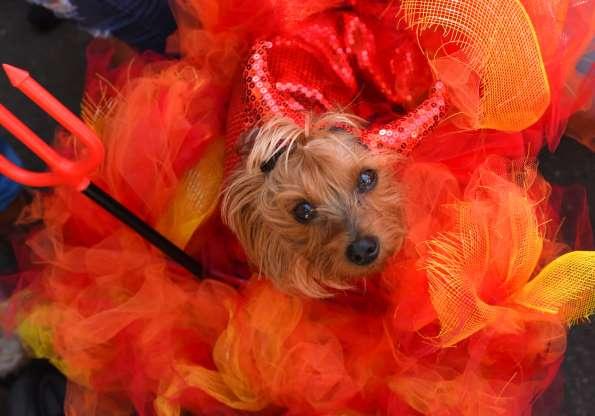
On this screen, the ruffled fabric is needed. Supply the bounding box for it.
[405,0,595,158]
[3,0,594,415]
[8,157,594,415]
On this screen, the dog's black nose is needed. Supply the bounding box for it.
[346,236,379,266]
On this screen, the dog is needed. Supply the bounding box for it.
[222,7,452,298]
[222,113,406,297]
[217,6,448,298]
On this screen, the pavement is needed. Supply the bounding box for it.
[0,0,593,414]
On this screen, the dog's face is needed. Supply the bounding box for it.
[222,114,405,297]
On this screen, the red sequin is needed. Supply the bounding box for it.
[362,81,447,151]
[225,11,441,175]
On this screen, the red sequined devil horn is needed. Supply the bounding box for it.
[361,81,447,155]
[242,41,306,128]
[244,40,447,156]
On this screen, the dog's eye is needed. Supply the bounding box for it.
[357,169,377,193]
[293,201,316,224]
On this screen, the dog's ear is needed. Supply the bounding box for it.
[260,146,287,173]
[238,127,286,173]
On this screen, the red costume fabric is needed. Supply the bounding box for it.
[224,10,442,175]
[3,0,594,415]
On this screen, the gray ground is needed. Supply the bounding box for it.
[0,0,593,414]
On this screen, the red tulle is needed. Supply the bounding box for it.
[7,156,580,415]
[3,0,593,415]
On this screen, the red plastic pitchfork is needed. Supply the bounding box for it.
[0,64,239,285]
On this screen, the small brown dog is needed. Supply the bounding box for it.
[222,113,405,297]
[219,10,447,297]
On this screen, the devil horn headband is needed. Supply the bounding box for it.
[243,40,447,157]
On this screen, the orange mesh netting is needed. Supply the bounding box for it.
[514,251,595,325]
[401,0,551,131]
[8,155,594,415]
[421,160,595,346]
[2,0,594,415]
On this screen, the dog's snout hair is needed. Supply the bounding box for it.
[222,113,405,297]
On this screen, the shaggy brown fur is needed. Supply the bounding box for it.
[222,113,405,297]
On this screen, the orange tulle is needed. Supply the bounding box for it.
[3,0,594,415]
[8,157,594,415]
[402,0,595,153]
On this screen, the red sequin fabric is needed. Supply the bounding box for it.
[224,11,441,175]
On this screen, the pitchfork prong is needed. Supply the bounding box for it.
[0,64,228,284]
[0,104,68,166]
[0,153,59,187]
[1,64,104,189]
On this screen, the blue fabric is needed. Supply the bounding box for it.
[0,140,23,211]
[31,0,177,52]
[575,38,594,75]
